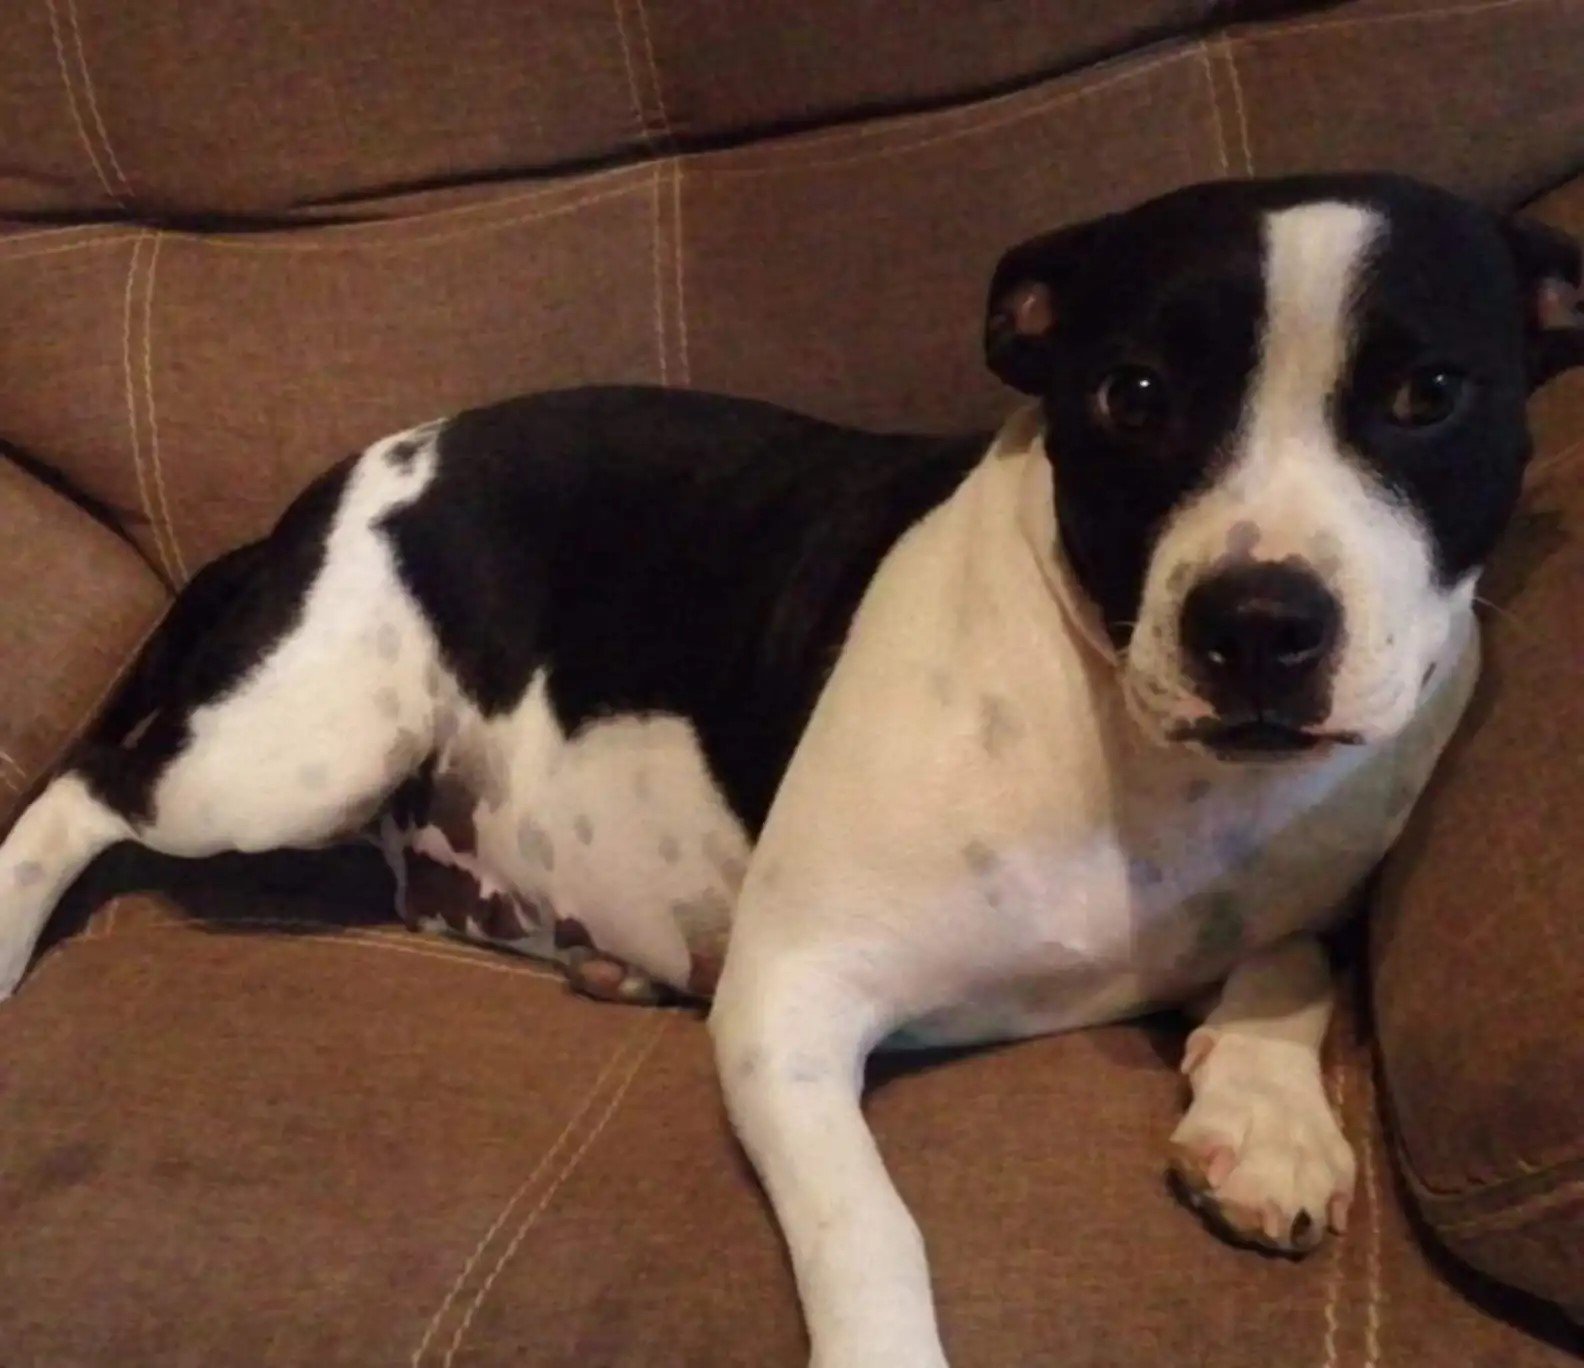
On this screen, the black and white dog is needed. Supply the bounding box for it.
[3,174,1582,1365]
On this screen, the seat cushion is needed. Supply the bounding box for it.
[0,456,167,830]
[1370,175,1584,1317]
[1,855,1578,1365]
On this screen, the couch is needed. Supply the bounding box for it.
[1,1,1581,1363]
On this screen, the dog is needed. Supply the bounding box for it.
[2,173,1581,1366]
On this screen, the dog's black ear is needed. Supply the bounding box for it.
[984,218,1110,394]
[1502,215,1584,387]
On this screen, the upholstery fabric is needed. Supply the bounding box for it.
[0,0,1581,1360]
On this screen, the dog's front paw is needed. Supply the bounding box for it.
[1168,1027,1355,1255]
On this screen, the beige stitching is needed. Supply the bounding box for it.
[703,49,1191,180]
[121,232,177,582]
[18,607,165,798]
[671,158,691,385]
[1242,0,1556,44]
[444,1017,667,1365]
[630,0,674,145]
[0,748,26,782]
[0,223,118,246]
[0,233,142,265]
[1363,1069,1384,1368]
[1220,36,1255,176]
[648,164,668,384]
[63,0,134,200]
[148,918,568,983]
[609,0,654,150]
[0,768,21,796]
[140,231,187,581]
[412,1018,657,1366]
[1198,43,1231,179]
[1319,1065,1348,1368]
[166,180,648,254]
[42,0,121,204]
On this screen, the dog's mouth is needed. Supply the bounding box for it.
[1169,719,1363,761]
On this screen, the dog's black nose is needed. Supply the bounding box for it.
[1180,562,1340,714]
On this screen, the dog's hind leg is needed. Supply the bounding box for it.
[0,427,447,996]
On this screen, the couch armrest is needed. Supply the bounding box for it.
[0,454,167,828]
[1371,349,1584,1314]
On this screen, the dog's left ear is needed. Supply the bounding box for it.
[1502,215,1584,387]
[984,217,1110,394]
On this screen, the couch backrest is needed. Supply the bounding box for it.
[1,0,1581,579]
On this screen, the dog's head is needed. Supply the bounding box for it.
[986,174,1584,758]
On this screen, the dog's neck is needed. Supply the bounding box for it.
[996,407,1120,667]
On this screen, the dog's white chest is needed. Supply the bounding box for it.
[742,436,1477,1049]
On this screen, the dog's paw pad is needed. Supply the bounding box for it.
[1169,1030,1354,1255]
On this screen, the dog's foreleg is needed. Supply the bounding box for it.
[0,775,131,994]
[1169,935,1356,1253]
[711,940,950,1368]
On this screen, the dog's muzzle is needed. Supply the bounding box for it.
[1176,561,1348,757]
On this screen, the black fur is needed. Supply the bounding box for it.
[383,388,981,832]
[77,458,355,824]
[985,173,1579,636]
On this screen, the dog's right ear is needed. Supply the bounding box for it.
[984,217,1109,394]
[1502,214,1584,387]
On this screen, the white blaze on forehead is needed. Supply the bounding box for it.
[1242,202,1383,461]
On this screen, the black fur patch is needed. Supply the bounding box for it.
[381,387,981,832]
[986,173,1554,638]
[78,458,355,824]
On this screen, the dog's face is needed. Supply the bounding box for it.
[986,174,1584,758]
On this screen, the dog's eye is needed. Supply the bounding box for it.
[1094,366,1171,436]
[1387,366,1468,428]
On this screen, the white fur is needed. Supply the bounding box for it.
[712,406,1476,1365]
[1127,203,1471,745]
[0,346,1484,1367]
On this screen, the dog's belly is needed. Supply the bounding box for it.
[381,672,746,999]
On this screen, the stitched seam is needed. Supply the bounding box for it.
[1363,1069,1384,1368]
[1240,0,1558,44]
[146,919,569,983]
[140,231,186,581]
[412,1018,657,1366]
[702,48,1192,179]
[1198,43,1231,178]
[630,0,675,148]
[121,232,177,582]
[443,1017,667,1365]
[7,607,165,801]
[1319,1064,1347,1368]
[42,0,121,204]
[648,163,668,384]
[609,0,655,150]
[62,0,134,200]
[165,180,648,254]
[1220,36,1255,176]
[0,769,21,796]
[0,749,26,782]
[671,158,690,385]
[0,233,143,264]
[0,223,118,246]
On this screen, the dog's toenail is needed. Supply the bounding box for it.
[1292,1211,1314,1243]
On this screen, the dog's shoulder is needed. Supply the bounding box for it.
[381,386,988,828]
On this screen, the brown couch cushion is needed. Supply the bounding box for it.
[0,1,1367,219]
[0,455,166,830]
[8,6,1584,578]
[1,873,1580,1367]
[1371,177,1584,1315]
